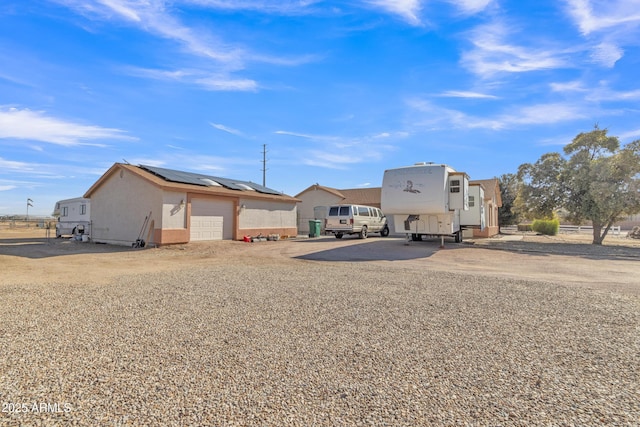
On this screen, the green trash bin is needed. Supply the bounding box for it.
[308,220,321,238]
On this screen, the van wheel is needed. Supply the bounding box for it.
[359,226,368,239]
[380,226,389,237]
[335,233,343,239]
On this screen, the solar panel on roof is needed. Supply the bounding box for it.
[138,165,283,195]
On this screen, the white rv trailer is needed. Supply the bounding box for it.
[459,183,485,232]
[53,197,91,238]
[381,162,469,243]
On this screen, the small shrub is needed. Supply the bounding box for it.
[531,219,559,235]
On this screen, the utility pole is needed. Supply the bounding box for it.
[261,144,268,187]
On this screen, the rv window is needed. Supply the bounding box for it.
[329,207,339,216]
[450,179,460,193]
[358,206,370,216]
[339,206,350,216]
[62,207,68,217]
[469,196,475,207]
[80,204,87,215]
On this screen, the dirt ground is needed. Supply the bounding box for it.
[1,227,639,295]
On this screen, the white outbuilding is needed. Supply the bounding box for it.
[84,163,299,246]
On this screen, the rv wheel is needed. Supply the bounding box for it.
[335,233,343,239]
[455,231,462,243]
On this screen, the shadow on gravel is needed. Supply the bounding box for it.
[474,240,640,261]
[0,237,137,259]
[293,237,458,262]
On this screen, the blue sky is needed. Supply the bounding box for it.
[2,0,640,216]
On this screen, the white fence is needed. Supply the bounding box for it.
[558,224,621,236]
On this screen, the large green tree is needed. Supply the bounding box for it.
[515,152,566,220]
[516,126,640,244]
[497,173,521,228]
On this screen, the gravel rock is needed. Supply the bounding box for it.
[1,258,638,426]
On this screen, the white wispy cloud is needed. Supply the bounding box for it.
[274,130,315,139]
[437,90,498,99]
[0,185,17,191]
[0,157,34,171]
[505,103,587,125]
[275,129,401,168]
[0,107,136,146]
[122,66,259,91]
[364,0,423,26]
[461,22,569,78]
[407,98,503,129]
[564,0,640,67]
[585,86,640,102]
[180,0,322,14]
[209,123,244,136]
[59,0,243,64]
[590,42,624,67]
[619,128,640,141]
[59,0,318,73]
[564,0,640,35]
[408,98,589,130]
[446,0,494,15]
[195,76,259,91]
[550,80,587,92]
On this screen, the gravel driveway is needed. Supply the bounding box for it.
[1,232,639,426]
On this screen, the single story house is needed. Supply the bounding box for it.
[84,163,299,246]
[296,179,502,238]
[295,184,382,235]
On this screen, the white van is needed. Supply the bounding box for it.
[324,204,389,239]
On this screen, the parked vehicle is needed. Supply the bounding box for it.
[381,162,469,243]
[324,204,389,239]
[53,197,90,238]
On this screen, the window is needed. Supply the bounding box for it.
[62,207,68,217]
[80,204,87,215]
[450,179,460,193]
[339,206,350,216]
[469,196,475,207]
[358,206,370,216]
[329,207,339,216]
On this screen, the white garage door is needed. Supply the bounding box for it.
[190,199,234,241]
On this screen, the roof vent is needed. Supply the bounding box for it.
[236,183,256,191]
[199,178,221,186]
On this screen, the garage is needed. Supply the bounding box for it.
[84,163,298,246]
[190,198,234,241]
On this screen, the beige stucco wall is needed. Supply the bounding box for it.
[162,191,188,229]
[238,198,297,238]
[473,196,499,238]
[296,190,343,234]
[90,169,163,246]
